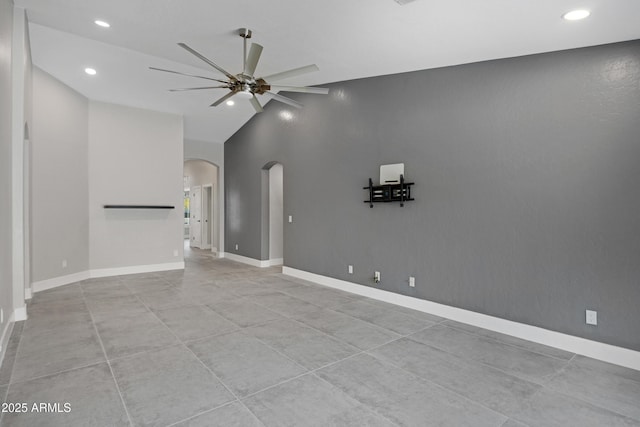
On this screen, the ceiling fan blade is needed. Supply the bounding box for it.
[269,85,329,95]
[148,67,228,84]
[210,91,237,107]
[262,64,319,82]
[169,86,229,91]
[244,43,263,77]
[267,91,303,109]
[250,95,264,113]
[178,43,236,81]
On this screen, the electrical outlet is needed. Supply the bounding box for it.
[409,276,415,287]
[62,259,67,268]
[348,265,353,274]
[288,215,293,223]
[235,244,239,251]
[374,271,381,283]
[586,310,598,326]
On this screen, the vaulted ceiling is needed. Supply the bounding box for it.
[16,0,640,143]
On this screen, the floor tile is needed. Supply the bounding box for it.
[111,345,234,427]
[0,322,24,385]
[243,374,396,427]
[335,299,435,335]
[546,356,640,420]
[511,388,640,427]
[2,363,129,427]
[366,299,446,323]
[173,402,262,427]
[501,419,528,427]
[178,283,240,305]
[94,311,179,360]
[188,331,306,397]
[123,277,174,294]
[153,304,238,342]
[0,384,7,404]
[442,320,574,361]
[11,319,105,383]
[280,286,357,308]
[85,294,149,321]
[244,292,325,318]
[409,325,568,383]
[224,280,276,297]
[318,353,506,426]
[136,288,201,310]
[207,299,283,328]
[246,319,358,370]
[28,284,83,306]
[371,337,541,417]
[294,308,400,350]
[81,282,133,300]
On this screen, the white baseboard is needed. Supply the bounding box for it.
[31,262,185,294]
[224,253,273,268]
[24,287,32,300]
[90,261,185,278]
[32,271,91,293]
[218,252,226,258]
[283,267,640,372]
[13,306,27,322]
[268,258,284,266]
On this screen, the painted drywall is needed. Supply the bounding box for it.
[0,0,15,348]
[184,159,217,188]
[268,163,283,260]
[12,7,32,312]
[184,138,224,254]
[88,101,183,270]
[31,67,89,282]
[225,40,640,351]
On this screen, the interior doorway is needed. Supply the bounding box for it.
[261,162,284,265]
[183,160,218,253]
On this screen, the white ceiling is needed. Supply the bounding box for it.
[16,0,640,144]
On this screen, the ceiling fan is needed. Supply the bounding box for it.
[150,28,329,113]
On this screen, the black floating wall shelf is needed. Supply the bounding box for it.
[364,174,414,208]
[103,205,175,209]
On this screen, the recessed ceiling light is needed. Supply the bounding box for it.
[84,68,97,75]
[562,9,590,21]
[94,20,110,28]
[226,100,235,106]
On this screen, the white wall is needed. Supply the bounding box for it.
[268,163,283,260]
[1,0,15,356]
[184,159,217,188]
[31,67,89,282]
[88,101,184,271]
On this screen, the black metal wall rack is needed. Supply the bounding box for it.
[103,205,175,209]
[364,174,414,207]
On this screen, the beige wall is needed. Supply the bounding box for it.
[88,101,184,270]
[31,67,89,282]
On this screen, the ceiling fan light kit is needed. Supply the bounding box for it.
[150,28,329,113]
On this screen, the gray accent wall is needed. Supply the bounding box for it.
[31,67,89,282]
[225,40,640,351]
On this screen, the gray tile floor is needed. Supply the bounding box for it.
[1,247,640,427]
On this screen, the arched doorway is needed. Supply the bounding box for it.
[183,159,220,254]
[261,162,284,265]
